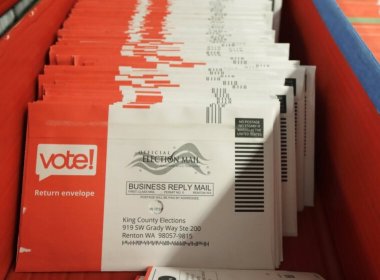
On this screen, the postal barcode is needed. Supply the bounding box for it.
[234,142,264,213]
[206,104,222,124]
[280,117,288,182]
[214,91,231,105]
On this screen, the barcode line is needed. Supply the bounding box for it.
[235,142,264,213]
[280,117,288,183]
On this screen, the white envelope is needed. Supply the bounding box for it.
[101,102,280,270]
[144,267,325,280]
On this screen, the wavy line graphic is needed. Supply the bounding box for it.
[129,143,209,175]
[170,143,208,161]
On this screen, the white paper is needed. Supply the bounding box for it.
[145,267,325,280]
[101,103,280,270]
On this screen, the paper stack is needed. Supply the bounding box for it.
[16,0,316,272]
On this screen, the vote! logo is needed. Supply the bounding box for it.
[36,144,97,181]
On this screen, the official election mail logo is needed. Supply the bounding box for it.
[129,143,210,175]
[36,144,97,181]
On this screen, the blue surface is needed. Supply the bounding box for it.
[313,0,380,112]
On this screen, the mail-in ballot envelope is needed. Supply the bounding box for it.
[16,101,281,271]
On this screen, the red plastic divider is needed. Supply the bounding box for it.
[3,0,377,278]
[281,0,380,279]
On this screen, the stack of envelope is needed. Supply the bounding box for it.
[16,0,316,272]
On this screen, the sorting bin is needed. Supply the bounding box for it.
[1,0,379,279]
